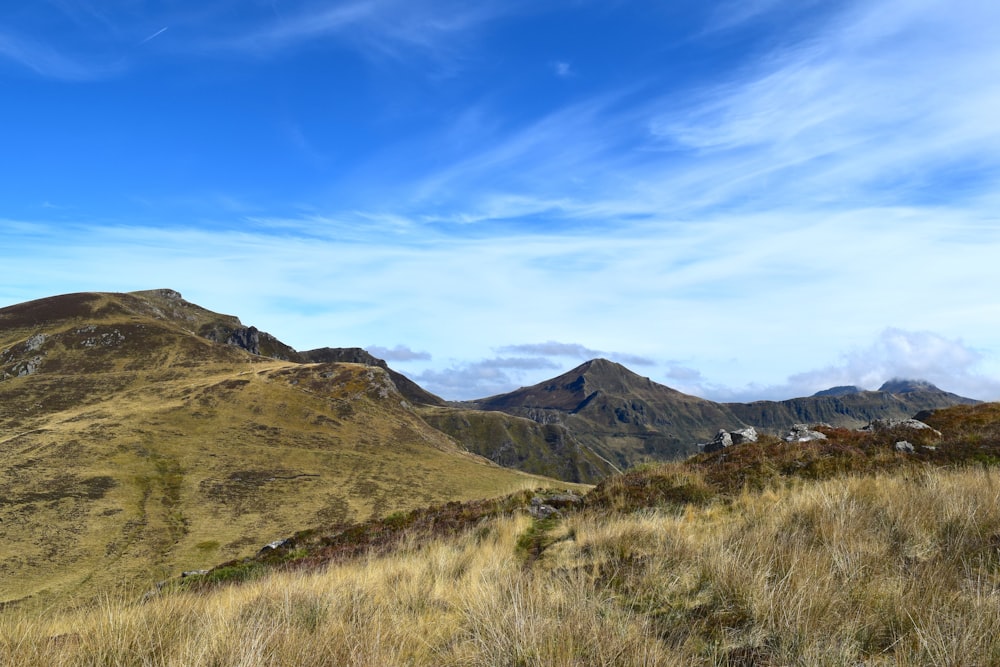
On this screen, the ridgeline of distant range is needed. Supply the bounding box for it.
[0,289,978,607]
[465,359,977,470]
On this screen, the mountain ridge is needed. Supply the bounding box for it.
[468,358,978,468]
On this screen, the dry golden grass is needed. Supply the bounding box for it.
[5,465,1000,665]
[1,292,568,611]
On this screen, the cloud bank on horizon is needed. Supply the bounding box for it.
[1,0,999,402]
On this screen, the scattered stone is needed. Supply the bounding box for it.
[783,424,828,443]
[860,418,941,437]
[181,569,210,577]
[25,333,47,352]
[700,426,759,453]
[258,538,293,554]
[895,441,915,453]
[529,496,561,519]
[730,427,758,445]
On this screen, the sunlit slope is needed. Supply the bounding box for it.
[0,291,553,608]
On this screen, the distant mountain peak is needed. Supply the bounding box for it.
[550,358,653,395]
[878,378,941,394]
[812,385,863,397]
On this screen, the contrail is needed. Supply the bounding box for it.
[139,26,169,45]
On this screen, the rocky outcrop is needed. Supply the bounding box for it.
[224,326,260,356]
[702,429,732,453]
[303,347,445,406]
[860,418,941,437]
[700,426,757,453]
[731,427,758,444]
[783,424,828,442]
[528,492,581,519]
[1,333,49,379]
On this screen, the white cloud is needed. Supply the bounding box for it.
[496,341,653,366]
[416,357,560,399]
[696,329,1000,403]
[551,60,572,77]
[366,344,431,362]
[2,207,999,402]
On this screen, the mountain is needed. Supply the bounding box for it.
[726,381,978,430]
[0,290,570,609]
[470,359,746,468]
[466,359,978,469]
[812,385,862,397]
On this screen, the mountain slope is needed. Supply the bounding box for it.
[418,407,618,483]
[471,359,746,468]
[466,359,978,469]
[0,290,567,608]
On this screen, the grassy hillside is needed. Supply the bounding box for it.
[418,406,618,483]
[6,403,1000,665]
[0,291,567,610]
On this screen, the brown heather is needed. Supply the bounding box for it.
[4,462,1000,666]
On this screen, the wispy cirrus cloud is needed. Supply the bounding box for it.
[195,0,539,70]
[381,0,1000,226]
[0,30,123,80]
[1,0,538,79]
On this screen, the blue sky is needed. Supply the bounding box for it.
[3,0,1000,401]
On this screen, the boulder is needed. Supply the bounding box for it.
[730,427,758,445]
[702,429,733,453]
[895,441,915,453]
[860,418,942,437]
[544,493,583,509]
[783,424,828,443]
[529,496,561,519]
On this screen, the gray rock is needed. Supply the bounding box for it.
[529,496,561,519]
[783,424,828,442]
[702,429,733,453]
[895,441,915,453]
[544,493,583,509]
[861,418,941,436]
[258,538,292,554]
[730,427,758,445]
[16,356,42,377]
[25,333,47,352]
[225,326,261,356]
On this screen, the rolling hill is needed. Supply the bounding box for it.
[0,289,571,609]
